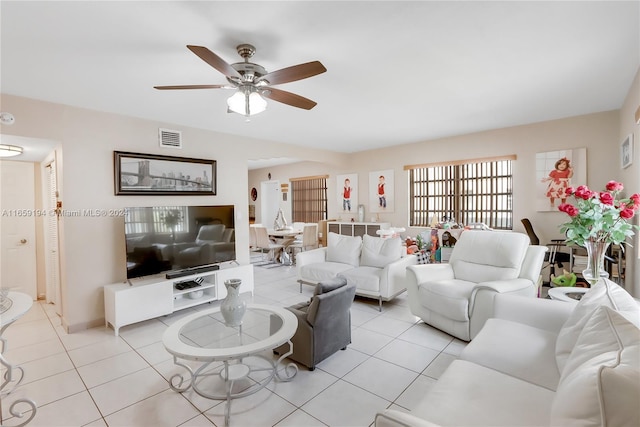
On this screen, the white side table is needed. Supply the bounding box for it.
[548,287,589,303]
[1,291,37,426]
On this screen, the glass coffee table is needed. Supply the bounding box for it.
[162,304,298,426]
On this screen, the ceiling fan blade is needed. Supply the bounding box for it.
[260,87,318,110]
[154,84,227,90]
[187,45,241,78]
[259,61,326,85]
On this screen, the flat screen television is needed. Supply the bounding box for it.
[124,205,236,279]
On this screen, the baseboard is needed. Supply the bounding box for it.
[64,317,105,334]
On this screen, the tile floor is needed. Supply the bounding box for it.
[1,262,466,427]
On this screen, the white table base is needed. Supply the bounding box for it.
[1,292,37,427]
[168,342,297,426]
[163,305,299,427]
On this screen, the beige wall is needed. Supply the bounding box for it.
[0,94,344,331]
[3,66,639,332]
[252,108,638,295]
[618,68,640,297]
[253,111,620,241]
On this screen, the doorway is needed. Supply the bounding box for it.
[260,180,281,229]
[0,161,37,299]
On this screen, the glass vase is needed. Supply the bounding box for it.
[582,239,610,285]
[221,279,246,327]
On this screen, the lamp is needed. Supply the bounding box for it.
[227,86,267,117]
[0,144,23,157]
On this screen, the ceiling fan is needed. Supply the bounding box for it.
[154,44,327,117]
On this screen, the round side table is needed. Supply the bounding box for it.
[548,287,589,303]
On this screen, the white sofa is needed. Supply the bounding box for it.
[297,232,417,310]
[375,278,640,427]
[407,231,547,341]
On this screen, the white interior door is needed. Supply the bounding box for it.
[1,161,37,299]
[260,180,280,229]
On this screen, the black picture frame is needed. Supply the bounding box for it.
[114,151,216,195]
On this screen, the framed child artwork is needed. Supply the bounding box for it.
[369,169,394,213]
[535,148,586,212]
[336,173,358,214]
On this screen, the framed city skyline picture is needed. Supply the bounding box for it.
[114,151,216,195]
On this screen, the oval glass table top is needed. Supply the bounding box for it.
[163,304,297,361]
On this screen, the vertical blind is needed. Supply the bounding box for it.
[406,156,515,229]
[45,162,60,305]
[290,175,328,223]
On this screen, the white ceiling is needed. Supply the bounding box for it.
[1,1,639,164]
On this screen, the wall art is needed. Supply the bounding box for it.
[114,151,216,195]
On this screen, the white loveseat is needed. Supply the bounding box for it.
[375,278,640,427]
[407,231,547,341]
[297,232,417,310]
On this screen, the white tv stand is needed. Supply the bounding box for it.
[104,263,254,336]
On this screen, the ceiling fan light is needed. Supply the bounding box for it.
[227,89,267,117]
[0,144,23,157]
[249,92,267,115]
[227,91,247,115]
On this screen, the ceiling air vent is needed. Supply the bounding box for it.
[159,128,182,149]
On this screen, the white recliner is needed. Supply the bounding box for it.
[406,231,547,341]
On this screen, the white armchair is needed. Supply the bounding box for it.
[406,231,547,341]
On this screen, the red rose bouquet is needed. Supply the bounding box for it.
[559,181,639,246]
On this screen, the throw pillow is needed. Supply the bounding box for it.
[555,278,640,373]
[561,305,640,381]
[360,234,402,268]
[415,251,430,265]
[551,307,640,426]
[326,232,362,267]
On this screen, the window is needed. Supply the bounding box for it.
[125,206,189,234]
[407,156,514,229]
[291,175,328,223]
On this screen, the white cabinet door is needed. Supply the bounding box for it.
[114,282,173,327]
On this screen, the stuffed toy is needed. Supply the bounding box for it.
[551,269,577,287]
[441,231,457,247]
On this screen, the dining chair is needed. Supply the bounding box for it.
[254,226,284,263]
[249,225,258,252]
[288,223,318,263]
[521,218,570,285]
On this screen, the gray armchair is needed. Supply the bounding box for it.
[272,277,356,370]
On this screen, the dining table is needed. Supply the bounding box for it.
[267,228,303,265]
[267,228,303,239]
